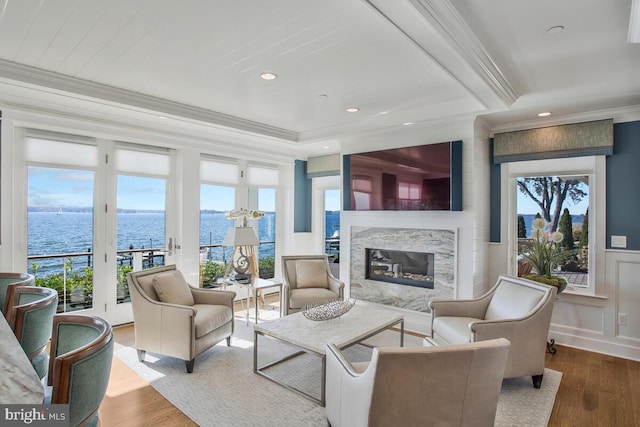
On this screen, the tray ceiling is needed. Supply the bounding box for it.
[0,0,637,145]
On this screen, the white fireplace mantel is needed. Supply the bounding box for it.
[340,209,477,333]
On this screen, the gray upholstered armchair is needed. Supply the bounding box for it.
[127,265,235,373]
[429,275,557,388]
[325,338,511,427]
[281,255,344,315]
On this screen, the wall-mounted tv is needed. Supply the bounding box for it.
[343,141,462,211]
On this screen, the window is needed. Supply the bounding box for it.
[115,145,171,303]
[25,137,98,313]
[352,177,372,210]
[398,182,421,200]
[254,188,276,279]
[325,188,341,262]
[507,156,604,295]
[516,175,590,288]
[199,158,239,286]
[248,164,279,279]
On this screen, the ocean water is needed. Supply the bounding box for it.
[519,213,584,238]
[27,211,340,274]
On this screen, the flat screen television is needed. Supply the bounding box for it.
[343,141,462,211]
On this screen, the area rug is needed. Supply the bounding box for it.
[115,316,561,427]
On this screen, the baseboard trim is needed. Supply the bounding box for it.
[548,329,640,362]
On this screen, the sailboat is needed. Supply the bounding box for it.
[56,209,63,215]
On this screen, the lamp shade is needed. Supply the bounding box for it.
[222,227,259,247]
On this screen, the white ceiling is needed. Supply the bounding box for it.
[0,0,638,150]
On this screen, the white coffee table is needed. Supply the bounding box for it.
[253,303,404,406]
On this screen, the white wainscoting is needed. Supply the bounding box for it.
[615,256,640,341]
[547,250,640,361]
[552,300,605,333]
[489,244,640,361]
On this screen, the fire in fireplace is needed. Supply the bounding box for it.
[365,248,435,289]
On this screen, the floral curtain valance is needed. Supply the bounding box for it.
[493,119,613,164]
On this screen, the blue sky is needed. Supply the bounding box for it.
[325,189,341,211]
[118,175,166,210]
[201,184,235,211]
[28,166,277,211]
[28,167,95,208]
[517,194,589,216]
[516,178,589,216]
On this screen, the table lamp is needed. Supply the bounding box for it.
[223,212,261,283]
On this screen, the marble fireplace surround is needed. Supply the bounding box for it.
[349,226,456,313]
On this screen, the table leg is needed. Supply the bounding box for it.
[253,330,258,372]
[320,354,326,407]
[246,286,250,325]
[254,288,259,323]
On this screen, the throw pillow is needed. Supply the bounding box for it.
[152,270,195,306]
[295,259,329,289]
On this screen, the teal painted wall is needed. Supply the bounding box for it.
[294,160,311,232]
[606,121,640,250]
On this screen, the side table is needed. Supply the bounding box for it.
[228,278,282,325]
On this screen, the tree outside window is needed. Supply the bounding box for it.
[516,175,590,287]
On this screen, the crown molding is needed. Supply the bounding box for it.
[0,59,299,142]
[407,0,518,106]
[0,100,296,165]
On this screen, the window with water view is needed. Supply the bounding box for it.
[516,175,590,288]
[28,166,96,313]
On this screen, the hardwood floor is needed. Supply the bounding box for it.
[544,344,640,427]
[100,303,640,427]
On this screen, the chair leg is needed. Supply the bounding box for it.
[532,374,543,389]
[137,349,146,362]
[226,336,232,346]
[186,359,195,373]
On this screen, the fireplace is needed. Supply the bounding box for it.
[365,248,434,289]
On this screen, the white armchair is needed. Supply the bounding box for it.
[429,275,557,388]
[325,338,511,427]
[281,255,344,315]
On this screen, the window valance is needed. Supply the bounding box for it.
[307,154,340,178]
[493,119,613,164]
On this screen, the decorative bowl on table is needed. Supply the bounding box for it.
[301,299,356,321]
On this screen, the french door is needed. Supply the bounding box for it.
[107,144,176,325]
[23,136,176,325]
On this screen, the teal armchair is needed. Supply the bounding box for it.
[0,272,35,317]
[8,286,58,379]
[46,314,114,427]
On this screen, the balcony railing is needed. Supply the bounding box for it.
[27,242,276,312]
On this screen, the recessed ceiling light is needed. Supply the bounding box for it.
[546,25,564,35]
[158,116,168,120]
[260,72,277,80]
[403,122,414,126]
[346,107,359,113]
[323,146,331,149]
[538,112,552,117]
